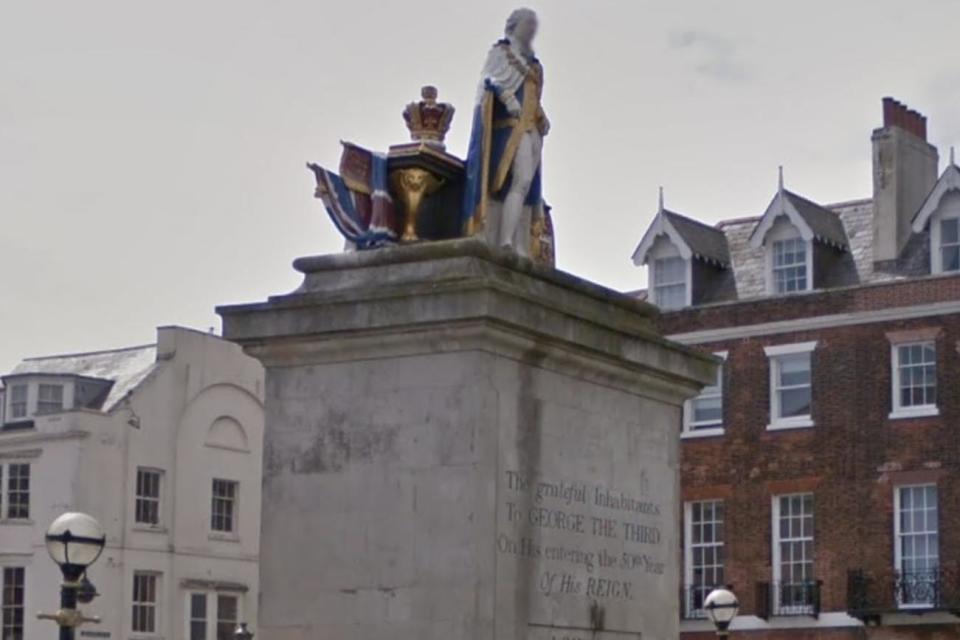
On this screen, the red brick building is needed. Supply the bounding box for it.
[633,99,960,639]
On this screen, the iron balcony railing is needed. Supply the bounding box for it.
[755,580,821,619]
[847,566,960,622]
[680,584,722,620]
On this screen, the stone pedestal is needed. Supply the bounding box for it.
[217,239,716,640]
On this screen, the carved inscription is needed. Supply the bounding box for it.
[498,469,666,603]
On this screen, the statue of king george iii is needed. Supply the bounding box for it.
[461,8,550,258]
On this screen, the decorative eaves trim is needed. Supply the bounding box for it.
[912,164,960,232]
[749,192,814,249]
[631,211,693,265]
[749,192,847,250]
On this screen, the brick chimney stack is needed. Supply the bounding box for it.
[872,98,938,264]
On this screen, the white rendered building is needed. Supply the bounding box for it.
[0,326,264,640]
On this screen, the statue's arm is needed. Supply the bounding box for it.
[481,46,522,116]
[535,68,549,135]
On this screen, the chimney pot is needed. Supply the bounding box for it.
[908,110,921,137]
[872,97,938,262]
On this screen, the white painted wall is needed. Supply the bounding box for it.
[0,326,264,640]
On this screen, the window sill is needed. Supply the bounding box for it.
[681,426,725,439]
[766,418,814,431]
[889,406,939,420]
[132,525,168,534]
[0,518,33,526]
[208,532,240,543]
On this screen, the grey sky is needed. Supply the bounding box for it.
[2,0,958,373]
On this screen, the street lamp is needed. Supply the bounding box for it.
[38,512,107,640]
[234,622,255,639]
[703,587,739,639]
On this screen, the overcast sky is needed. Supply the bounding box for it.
[2,0,958,372]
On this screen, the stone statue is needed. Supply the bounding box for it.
[461,8,550,258]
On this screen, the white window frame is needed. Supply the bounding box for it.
[36,383,64,415]
[765,221,813,295]
[135,468,164,528]
[893,484,939,610]
[211,479,239,534]
[1,566,25,640]
[682,351,727,439]
[3,463,30,521]
[8,385,28,421]
[185,591,243,640]
[772,493,815,614]
[683,500,725,618]
[131,571,161,636]
[889,341,938,419]
[764,341,817,430]
[652,255,692,310]
[930,209,960,274]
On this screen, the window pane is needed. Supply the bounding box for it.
[2,567,25,640]
[36,384,64,415]
[136,469,162,525]
[896,343,937,409]
[211,479,238,532]
[9,385,28,419]
[942,218,959,244]
[131,573,158,633]
[6,464,30,520]
[773,237,808,293]
[775,494,815,612]
[216,595,239,640]
[779,387,811,418]
[692,395,722,425]
[943,246,960,272]
[189,593,208,640]
[778,354,811,386]
[897,485,939,606]
[654,256,686,283]
[685,500,724,617]
[653,256,687,310]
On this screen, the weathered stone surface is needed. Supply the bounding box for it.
[218,239,716,640]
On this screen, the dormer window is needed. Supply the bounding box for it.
[762,217,813,295]
[912,162,960,275]
[9,385,27,419]
[749,179,847,296]
[632,199,731,311]
[938,217,959,273]
[37,383,64,415]
[772,236,808,293]
[652,255,687,310]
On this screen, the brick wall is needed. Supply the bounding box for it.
[667,278,960,638]
[660,273,960,335]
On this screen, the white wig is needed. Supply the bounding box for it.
[505,8,538,36]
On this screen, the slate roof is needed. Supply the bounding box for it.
[783,190,849,248]
[662,210,731,266]
[7,344,159,411]
[709,197,929,301]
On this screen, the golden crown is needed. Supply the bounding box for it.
[402,86,455,149]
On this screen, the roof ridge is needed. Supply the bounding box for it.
[716,216,761,228]
[825,197,872,209]
[22,343,157,363]
[784,189,840,215]
[663,209,726,234]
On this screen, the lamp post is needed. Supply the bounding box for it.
[38,512,106,640]
[703,587,739,639]
[234,622,254,639]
